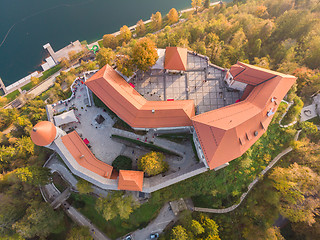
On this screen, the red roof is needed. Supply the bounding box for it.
[192,62,296,169]
[61,131,113,178]
[164,47,188,71]
[118,170,144,191]
[85,65,195,128]
[30,121,56,146]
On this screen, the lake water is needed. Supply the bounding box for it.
[0,0,229,86]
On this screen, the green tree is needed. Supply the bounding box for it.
[132,38,158,72]
[96,48,116,68]
[103,34,118,49]
[151,12,162,30]
[204,0,210,8]
[171,225,188,240]
[95,192,139,221]
[136,19,146,36]
[15,166,51,186]
[13,202,63,238]
[118,25,132,44]
[77,179,93,194]
[167,8,179,24]
[67,226,92,240]
[112,155,132,171]
[192,0,203,13]
[138,152,168,176]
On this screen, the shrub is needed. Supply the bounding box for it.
[112,155,132,171]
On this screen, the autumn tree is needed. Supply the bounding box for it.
[151,12,162,30]
[60,57,70,69]
[136,19,146,36]
[270,163,320,225]
[116,55,134,77]
[13,202,63,238]
[103,34,118,49]
[95,191,139,221]
[138,152,168,176]
[67,226,92,240]
[132,38,158,72]
[68,50,78,61]
[30,76,40,86]
[171,225,188,240]
[15,166,51,186]
[96,48,116,68]
[167,8,179,24]
[192,0,203,13]
[190,219,205,235]
[118,25,132,44]
[77,179,93,194]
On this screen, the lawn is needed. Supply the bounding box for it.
[5,89,20,102]
[39,64,62,81]
[69,193,162,239]
[21,81,34,91]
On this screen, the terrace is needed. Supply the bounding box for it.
[131,53,243,114]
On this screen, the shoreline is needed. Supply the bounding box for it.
[2,1,223,97]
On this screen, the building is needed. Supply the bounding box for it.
[31,48,296,192]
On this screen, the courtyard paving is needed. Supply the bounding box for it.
[131,53,242,114]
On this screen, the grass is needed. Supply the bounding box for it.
[39,64,62,81]
[112,134,179,156]
[98,40,103,48]
[69,193,162,239]
[21,81,34,91]
[52,172,69,192]
[5,89,20,102]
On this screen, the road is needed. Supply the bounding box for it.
[130,203,176,240]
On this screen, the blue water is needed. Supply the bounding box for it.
[0,0,192,85]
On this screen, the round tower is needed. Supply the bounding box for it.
[30,121,65,148]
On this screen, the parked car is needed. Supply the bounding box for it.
[150,233,159,239]
[124,235,132,240]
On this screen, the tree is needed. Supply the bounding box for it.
[112,155,132,171]
[30,76,40,86]
[60,57,70,69]
[14,136,34,156]
[77,179,93,194]
[204,0,210,8]
[167,8,179,24]
[171,225,188,240]
[103,34,118,49]
[118,25,132,44]
[95,192,139,221]
[132,38,158,72]
[13,202,63,238]
[270,163,320,225]
[190,219,205,235]
[67,226,92,240]
[136,19,146,36]
[138,152,168,176]
[192,0,203,13]
[200,215,220,238]
[96,48,116,68]
[116,55,134,77]
[15,166,51,186]
[151,12,162,30]
[68,50,78,61]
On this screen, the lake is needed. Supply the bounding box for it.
[0,0,228,86]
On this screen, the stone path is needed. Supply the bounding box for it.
[193,130,301,214]
[129,203,176,240]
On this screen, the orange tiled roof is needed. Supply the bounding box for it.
[30,121,56,146]
[192,62,296,169]
[85,65,195,128]
[118,170,144,191]
[61,131,113,178]
[164,47,188,71]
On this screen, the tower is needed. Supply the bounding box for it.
[30,121,65,149]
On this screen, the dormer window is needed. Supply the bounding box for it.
[267,108,275,117]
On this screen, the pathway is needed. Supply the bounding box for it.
[193,130,301,214]
[45,154,110,197]
[129,203,176,240]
